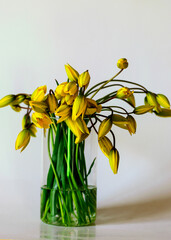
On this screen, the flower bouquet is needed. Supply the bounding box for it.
[0,58,171,226]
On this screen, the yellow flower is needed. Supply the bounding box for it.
[22,114,31,128]
[55,82,68,99]
[64,82,78,95]
[15,129,31,152]
[98,118,112,139]
[28,123,37,137]
[11,105,21,112]
[154,108,171,117]
[127,94,136,107]
[126,115,137,135]
[156,94,170,109]
[134,105,154,115]
[32,112,52,129]
[98,136,113,158]
[31,85,47,101]
[117,58,128,69]
[46,93,58,113]
[72,95,87,121]
[55,104,71,117]
[11,94,26,105]
[0,94,15,108]
[65,94,75,105]
[85,98,102,115]
[109,148,120,174]
[116,87,133,99]
[30,101,48,113]
[75,117,89,135]
[78,70,90,89]
[65,64,79,82]
[146,92,161,113]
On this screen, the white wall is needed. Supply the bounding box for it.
[0,0,171,221]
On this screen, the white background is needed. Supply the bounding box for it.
[0,0,171,239]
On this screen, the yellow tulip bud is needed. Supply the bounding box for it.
[31,85,47,101]
[126,115,136,135]
[15,129,31,152]
[75,132,89,144]
[29,101,48,113]
[32,112,52,129]
[28,123,37,137]
[65,94,75,105]
[46,93,58,113]
[0,94,15,108]
[65,64,79,82]
[156,94,170,109]
[22,114,31,129]
[109,148,120,174]
[127,94,136,107]
[98,118,112,139]
[154,108,171,117]
[146,92,161,113]
[55,82,68,99]
[75,117,89,135]
[11,105,21,112]
[112,114,129,125]
[98,136,113,158]
[11,94,26,105]
[65,117,82,138]
[72,95,87,121]
[64,82,78,95]
[55,104,71,117]
[134,105,154,115]
[117,58,128,69]
[116,87,133,99]
[78,70,90,89]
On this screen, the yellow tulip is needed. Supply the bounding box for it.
[65,94,75,105]
[31,85,47,101]
[65,117,82,139]
[75,117,89,134]
[146,92,161,113]
[46,93,58,113]
[11,105,21,112]
[0,94,15,108]
[126,115,137,135]
[154,108,171,117]
[15,129,31,152]
[65,64,79,82]
[55,104,71,117]
[116,87,133,99]
[98,136,113,158]
[72,95,87,121]
[98,118,112,139]
[156,94,170,109]
[78,70,90,89]
[117,58,128,69]
[11,94,26,105]
[85,98,102,115]
[64,82,78,95]
[28,123,37,137]
[109,148,120,174]
[22,114,31,128]
[112,114,129,124]
[75,132,89,144]
[127,94,136,107]
[134,105,154,115]
[32,112,52,129]
[29,101,48,113]
[55,82,68,99]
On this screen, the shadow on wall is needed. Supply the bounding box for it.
[96,196,171,225]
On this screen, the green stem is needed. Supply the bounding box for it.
[90,69,123,99]
[67,128,71,177]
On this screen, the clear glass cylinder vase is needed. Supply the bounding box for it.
[41,121,97,227]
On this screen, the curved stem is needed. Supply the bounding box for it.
[90,69,123,99]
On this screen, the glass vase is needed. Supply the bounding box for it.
[41,121,97,227]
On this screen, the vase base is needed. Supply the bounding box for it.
[40,185,97,227]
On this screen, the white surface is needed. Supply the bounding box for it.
[0,0,171,239]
